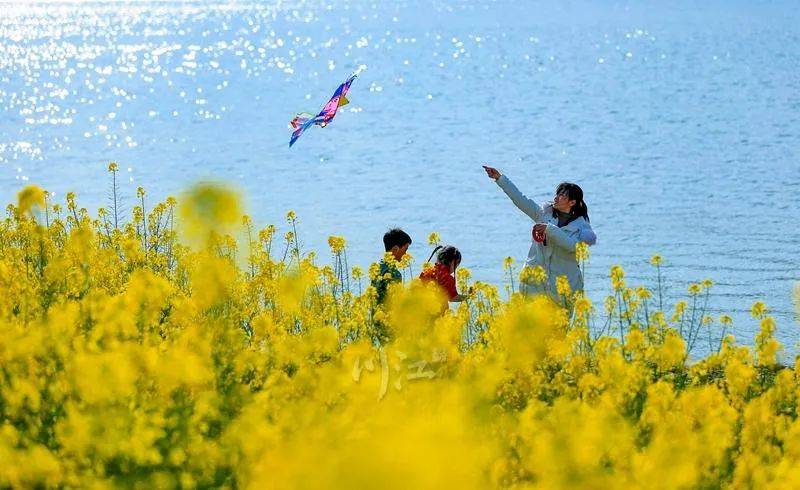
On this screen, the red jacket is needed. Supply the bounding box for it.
[419,263,458,300]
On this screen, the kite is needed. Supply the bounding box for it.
[289,72,359,147]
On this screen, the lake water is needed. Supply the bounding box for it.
[1,0,798,351]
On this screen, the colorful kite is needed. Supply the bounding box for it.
[289,72,358,147]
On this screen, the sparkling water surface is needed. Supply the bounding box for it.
[1,0,798,350]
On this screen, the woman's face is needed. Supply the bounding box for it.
[553,190,576,213]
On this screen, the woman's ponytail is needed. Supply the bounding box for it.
[554,182,590,224]
[576,199,589,223]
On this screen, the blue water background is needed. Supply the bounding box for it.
[1,0,798,351]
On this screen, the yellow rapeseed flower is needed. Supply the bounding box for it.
[368,262,381,280]
[610,265,625,290]
[327,235,346,254]
[656,333,686,370]
[604,295,617,314]
[1,181,796,488]
[556,276,571,297]
[17,185,46,215]
[179,182,242,245]
[520,265,546,285]
[398,252,414,269]
[750,301,767,319]
[574,295,592,316]
[575,241,589,262]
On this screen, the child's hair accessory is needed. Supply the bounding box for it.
[427,245,444,263]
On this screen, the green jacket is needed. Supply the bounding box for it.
[372,259,402,304]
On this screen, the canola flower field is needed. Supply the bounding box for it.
[2,170,800,488]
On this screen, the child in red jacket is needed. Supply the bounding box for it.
[419,245,470,308]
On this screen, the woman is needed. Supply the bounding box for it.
[483,165,596,300]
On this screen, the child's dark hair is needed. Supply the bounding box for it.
[427,245,462,268]
[553,182,590,225]
[383,228,412,251]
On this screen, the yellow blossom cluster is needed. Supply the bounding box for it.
[1,183,799,488]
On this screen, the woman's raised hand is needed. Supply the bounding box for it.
[482,165,502,180]
[482,164,501,180]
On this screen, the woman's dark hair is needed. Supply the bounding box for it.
[427,245,462,271]
[553,182,590,225]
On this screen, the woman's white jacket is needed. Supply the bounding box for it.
[496,175,597,298]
